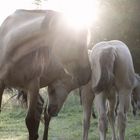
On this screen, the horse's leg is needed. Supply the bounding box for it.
[81,85,94,140]
[116,89,131,140]
[95,92,107,140]
[0,81,5,112]
[43,106,51,140]
[25,79,40,140]
[107,90,117,140]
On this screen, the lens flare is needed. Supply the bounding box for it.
[44,0,100,29]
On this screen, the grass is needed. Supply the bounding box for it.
[0,92,140,140]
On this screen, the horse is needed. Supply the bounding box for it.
[80,40,140,140]
[0,9,91,140]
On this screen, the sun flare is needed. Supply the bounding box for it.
[45,0,100,29]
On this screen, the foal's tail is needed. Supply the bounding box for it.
[93,48,116,93]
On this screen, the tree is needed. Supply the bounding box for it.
[33,0,47,8]
[90,0,140,73]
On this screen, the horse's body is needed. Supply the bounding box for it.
[0,9,91,140]
[81,40,140,140]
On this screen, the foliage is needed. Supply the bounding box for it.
[33,0,47,8]
[90,0,140,73]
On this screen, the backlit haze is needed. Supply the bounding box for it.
[0,0,101,29]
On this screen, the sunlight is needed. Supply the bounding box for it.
[0,0,101,29]
[0,0,35,24]
[45,0,100,29]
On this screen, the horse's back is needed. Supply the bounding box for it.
[0,9,91,89]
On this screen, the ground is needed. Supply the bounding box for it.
[0,92,140,140]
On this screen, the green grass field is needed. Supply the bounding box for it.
[0,92,140,140]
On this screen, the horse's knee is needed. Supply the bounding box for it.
[117,112,126,132]
[99,113,108,133]
[107,109,115,121]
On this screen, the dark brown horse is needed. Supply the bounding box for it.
[0,9,91,140]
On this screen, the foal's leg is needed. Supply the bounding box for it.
[81,84,94,140]
[116,89,131,140]
[107,91,117,140]
[0,81,5,112]
[25,79,40,140]
[95,93,107,140]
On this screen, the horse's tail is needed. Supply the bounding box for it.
[93,48,116,93]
